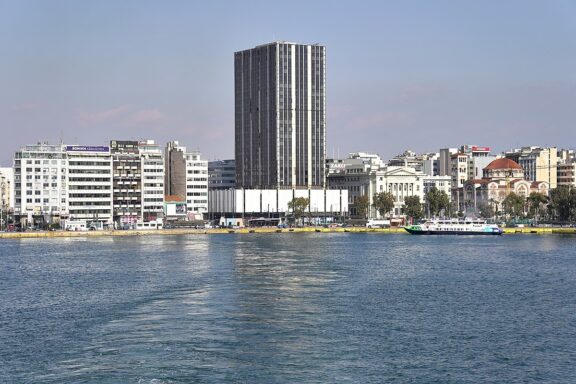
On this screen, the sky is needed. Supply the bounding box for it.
[1,0,576,166]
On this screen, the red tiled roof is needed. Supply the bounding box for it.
[484,158,522,170]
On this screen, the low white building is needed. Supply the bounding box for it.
[208,188,348,221]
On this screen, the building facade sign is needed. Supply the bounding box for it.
[66,145,110,152]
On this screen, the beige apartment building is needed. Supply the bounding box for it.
[505,146,558,189]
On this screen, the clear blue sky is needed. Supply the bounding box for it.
[1,0,575,166]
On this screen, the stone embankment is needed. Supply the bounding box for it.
[1,226,575,239]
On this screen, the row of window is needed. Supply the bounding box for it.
[19,198,63,204]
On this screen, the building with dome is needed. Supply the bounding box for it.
[457,157,549,216]
[482,158,524,179]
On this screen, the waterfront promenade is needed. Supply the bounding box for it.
[1,226,576,239]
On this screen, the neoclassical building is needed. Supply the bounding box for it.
[460,158,549,214]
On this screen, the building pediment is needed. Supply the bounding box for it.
[384,167,422,177]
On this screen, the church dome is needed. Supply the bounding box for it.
[484,158,522,170]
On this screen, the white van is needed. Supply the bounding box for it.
[366,219,390,228]
[64,220,88,231]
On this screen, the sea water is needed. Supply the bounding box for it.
[1,233,575,383]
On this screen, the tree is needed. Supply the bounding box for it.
[373,192,395,218]
[502,192,525,219]
[288,197,310,225]
[477,202,495,219]
[548,187,576,222]
[403,195,423,222]
[526,192,548,221]
[425,187,450,217]
[355,194,370,219]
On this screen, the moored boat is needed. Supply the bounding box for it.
[404,218,503,235]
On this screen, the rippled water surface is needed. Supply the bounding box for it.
[1,233,575,383]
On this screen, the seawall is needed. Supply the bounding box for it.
[1,226,575,239]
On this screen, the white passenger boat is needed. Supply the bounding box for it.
[404,218,503,235]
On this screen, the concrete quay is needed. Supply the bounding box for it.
[1,226,576,239]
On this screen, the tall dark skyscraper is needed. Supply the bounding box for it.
[234,41,326,189]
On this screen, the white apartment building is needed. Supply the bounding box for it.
[557,161,576,188]
[185,151,208,215]
[0,167,13,210]
[387,150,440,176]
[423,175,452,197]
[13,143,67,227]
[505,146,558,189]
[65,145,113,228]
[0,167,13,229]
[460,146,497,181]
[450,153,468,190]
[139,140,164,221]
